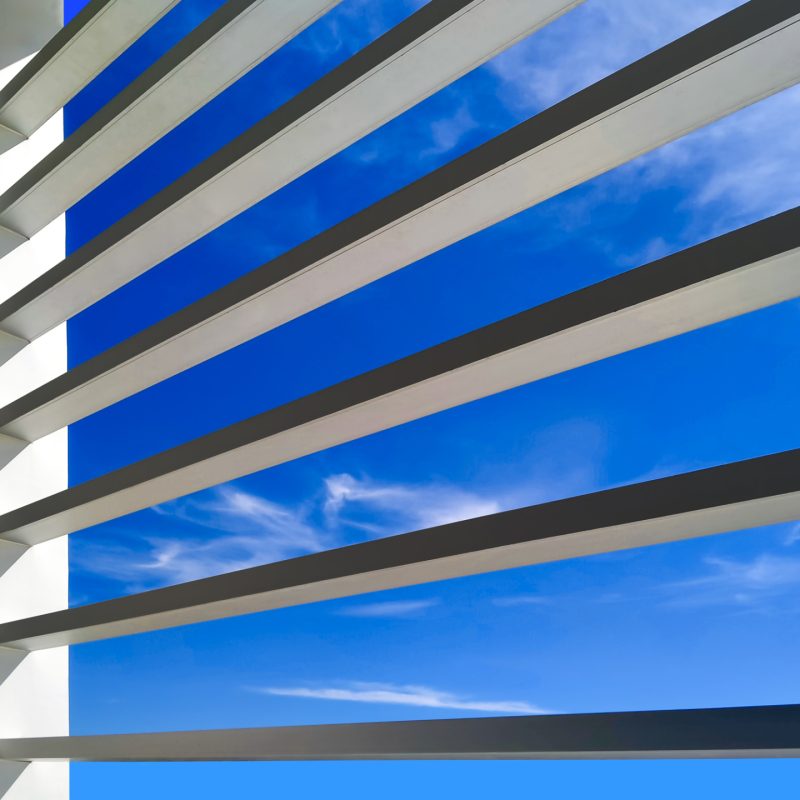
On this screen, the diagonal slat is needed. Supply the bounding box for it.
[0,207,799,545]
[0,0,343,259]
[1,204,799,442]
[0,449,798,650]
[0,0,585,331]
[1,705,799,761]
[0,0,179,156]
[0,1,797,423]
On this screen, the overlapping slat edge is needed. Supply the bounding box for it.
[2,705,799,761]
[0,0,585,336]
[0,0,797,775]
[1,203,798,443]
[1,0,798,348]
[0,0,179,151]
[0,0,342,255]
[1,205,799,546]
[1,448,799,650]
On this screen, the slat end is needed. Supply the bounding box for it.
[0,122,25,157]
[0,330,27,368]
[0,432,28,471]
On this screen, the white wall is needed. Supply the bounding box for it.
[0,50,69,800]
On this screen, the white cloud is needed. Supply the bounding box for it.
[661,553,800,610]
[75,473,504,589]
[323,473,501,533]
[256,680,548,714]
[73,486,328,586]
[629,86,800,235]
[337,599,439,618]
[420,102,480,158]
[488,0,742,112]
[784,524,800,547]
[299,0,426,59]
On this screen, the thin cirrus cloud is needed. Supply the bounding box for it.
[70,485,329,587]
[73,474,504,589]
[336,599,440,618]
[660,551,800,612]
[784,524,800,547]
[323,473,501,534]
[488,0,743,112]
[254,681,549,715]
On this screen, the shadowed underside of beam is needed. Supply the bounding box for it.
[0,448,798,650]
[0,0,796,439]
[1,705,799,761]
[0,0,584,331]
[0,203,798,443]
[0,207,799,546]
[1,0,798,350]
[0,0,342,258]
[0,0,178,155]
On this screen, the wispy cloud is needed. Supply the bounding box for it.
[323,473,501,534]
[661,553,800,611]
[784,524,800,547]
[74,473,504,589]
[298,0,426,60]
[486,0,800,253]
[72,485,329,586]
[336,599,439,618]
[488,0,741,112]
[629,86,800,237]
[420,101,481,159]
[255,680,549,714]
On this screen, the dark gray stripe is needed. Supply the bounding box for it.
[0,0,475,321]
[0,0,263,213]
[0,204,797,434]
[0,0,793,326]
[0,209,798,538]
[0,0,116,114]
[1,448,798,649]
[1,705,798,761]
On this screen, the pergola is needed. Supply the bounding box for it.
[0,1,799,796]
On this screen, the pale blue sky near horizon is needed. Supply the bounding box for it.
[59,0,800,796]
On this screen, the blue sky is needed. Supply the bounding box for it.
[60,0,800,796]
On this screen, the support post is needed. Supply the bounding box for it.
[0,7,68,794]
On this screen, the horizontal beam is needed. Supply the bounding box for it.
[0,0,178,155]
[1,449,798,650]
[1,705,799,761]
[2,3,797,433]
[0,0,341,258]
[1,201,798,442]
[0,0,584,339]
[1,208,799,544]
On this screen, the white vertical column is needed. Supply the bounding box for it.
[0,43,69,800]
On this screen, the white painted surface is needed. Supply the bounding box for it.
[0,53,68,800]
[0,1,60,72]
[0,0,179,146]
[1,0,586,340]
[0,0,341,247]
[3,246,800,546]
[10,484,800,650]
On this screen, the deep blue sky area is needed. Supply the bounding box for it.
[60,0,800,796]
